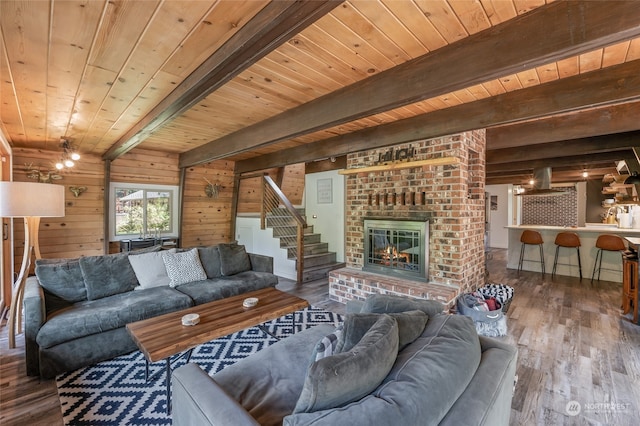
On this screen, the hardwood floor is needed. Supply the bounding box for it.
[487,249,640,426]
[1,250,638,425]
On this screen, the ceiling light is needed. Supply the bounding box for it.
[529,179,535,185]
[582,170,589,178]
[57,138,80,169]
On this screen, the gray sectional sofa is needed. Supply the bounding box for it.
[24,243,278,379]
[172,294,518,426]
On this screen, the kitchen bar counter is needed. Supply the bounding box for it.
[506,225,640,283]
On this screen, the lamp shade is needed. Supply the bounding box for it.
[624,171,640,185]
[0,182,65,217]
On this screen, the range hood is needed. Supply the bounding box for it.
[518,167,568,196]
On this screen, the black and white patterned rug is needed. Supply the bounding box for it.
[56,307,342,425]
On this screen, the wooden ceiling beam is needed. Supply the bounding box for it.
[486,168,615,185]
[487,165,617,179]
[487,131,640,165]
[487,151,631,173]
[182,0,640,167]
[102,0,343,161]
[486,101,640,150]
[236,60,640,174]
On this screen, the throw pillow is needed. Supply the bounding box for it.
[294,315,399,414]
[79,253,139,300]
[35,258,87,303]
[361,293,444,317]
[336,310,428,353]
[198,245,222,278]
[311,325,344,362]
[162,248,207,287]
[128,249,173,290]
[218,243,251,276]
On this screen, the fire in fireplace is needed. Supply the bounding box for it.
[363,218,429,281]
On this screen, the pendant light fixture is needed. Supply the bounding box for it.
[55,138,81,170]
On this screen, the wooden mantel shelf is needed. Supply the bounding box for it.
[338,156,459,175]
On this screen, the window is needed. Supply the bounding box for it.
[109,183,179,240]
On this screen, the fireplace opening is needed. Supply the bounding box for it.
[363,218,429,281]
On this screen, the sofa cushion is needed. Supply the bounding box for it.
[79,253,139,300]
[361,293,444,317]
[198,245,222,278]
[163,248,207,287]
[218,243,251,276]
[293,314,399,414]
[373,314,482,424]
[175,272,277,305]
[36,287,193,348]
[128,249,172,290]
[336,310,428,353]
[213,324,335,426]
[35,258,86,303]
[284,314,482,426]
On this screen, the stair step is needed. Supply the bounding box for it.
[280,233,322,246]
[287,242,329,258]
[292,252,336,269]
[301,262,346,283]
[266,216,303,227]
[271,224,314,237]
[267,207,305,217]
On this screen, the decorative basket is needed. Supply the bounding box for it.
[477,283,514,314]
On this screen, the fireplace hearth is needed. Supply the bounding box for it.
[363,218,429,281]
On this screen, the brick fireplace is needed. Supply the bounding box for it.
[329,130,486,309]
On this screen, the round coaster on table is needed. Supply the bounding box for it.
[243,297,259,308]
[181,313,200,326]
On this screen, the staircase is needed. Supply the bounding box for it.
[266,207,345,282]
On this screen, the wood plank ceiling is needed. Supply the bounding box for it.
[2,0,639,186]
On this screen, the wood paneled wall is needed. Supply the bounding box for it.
[9,148,306,270]
[11,148,105,272]
[12,148,180,263]
[181,160,235,248]
[236,164,305,214]
[110,148,180,185]
[280,163,304,206]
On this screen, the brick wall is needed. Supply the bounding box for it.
[331,130,487,306]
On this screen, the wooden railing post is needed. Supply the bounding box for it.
[260,178,266,230]
[262,176,307,284]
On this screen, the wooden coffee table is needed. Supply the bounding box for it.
[126,287,309,413]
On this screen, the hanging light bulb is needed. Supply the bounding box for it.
[57,138,80,169]
[582,170,589,178]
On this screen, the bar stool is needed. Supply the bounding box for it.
[591,234,626,283]
[518,230,545,276]
[552,232,582,279]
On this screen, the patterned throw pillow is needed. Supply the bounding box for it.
[162,248,207,287]
[312,325,344,362]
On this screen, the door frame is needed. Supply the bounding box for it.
[1,134,13,320]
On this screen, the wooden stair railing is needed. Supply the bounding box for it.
[262,175,307,284]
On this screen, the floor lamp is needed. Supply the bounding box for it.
[0,182,65,348]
